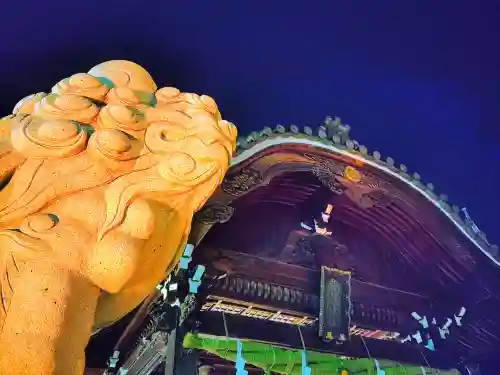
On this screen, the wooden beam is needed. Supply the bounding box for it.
[199,248,443,332]
[197,312,456,369]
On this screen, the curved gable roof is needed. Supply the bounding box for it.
[215,117,498,269]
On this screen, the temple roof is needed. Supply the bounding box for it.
[226,117,498,267]
[86,118,500,372]
[194,118,500,364]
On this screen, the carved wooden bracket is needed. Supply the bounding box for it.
[221,168,263,196]
[195,202,235,225]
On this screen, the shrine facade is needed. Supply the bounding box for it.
[86,118,500,375]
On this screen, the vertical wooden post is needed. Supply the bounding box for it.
[171,348,199,375]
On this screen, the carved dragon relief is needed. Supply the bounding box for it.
[0,61,237,375]
[213,148,394,209]
[304,153,399,209]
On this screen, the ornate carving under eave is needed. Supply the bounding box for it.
[221,168,263,196]
[195,202,235,225]
[212,274,319,313]
[307,153,401,209]
[308,153,346,194]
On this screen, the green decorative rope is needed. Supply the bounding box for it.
[183,333,459,375]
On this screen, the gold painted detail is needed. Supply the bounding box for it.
[201,297,315,326]
[343,166,362,183]
[201,297,399,342]
[349,325,400,341]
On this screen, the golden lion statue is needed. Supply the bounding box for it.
[0,60,237,375]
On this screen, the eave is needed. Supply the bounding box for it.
[189,119,500,364]
[229,121,498,267]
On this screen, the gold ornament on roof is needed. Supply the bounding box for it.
[343,165,362,183]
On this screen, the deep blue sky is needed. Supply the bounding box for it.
[1,1,499,244]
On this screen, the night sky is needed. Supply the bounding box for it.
[1,1,499,244]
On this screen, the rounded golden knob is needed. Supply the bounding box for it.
[54,94,93,111]
[37,120,79,142]
[96,129,131,154]
[344,165,362,183]
[68,73,102,89]
[108,105,136,124]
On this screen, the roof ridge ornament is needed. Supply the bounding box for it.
[323,116,351,143]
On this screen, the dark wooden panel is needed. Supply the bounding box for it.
[206,270,436,333]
